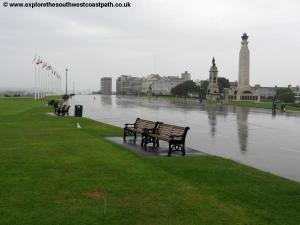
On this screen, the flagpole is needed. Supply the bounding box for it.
[45,67,47,97]
[41,67,43,98]
[56,72,58,94]
[54,71,57,95]
[49,70,51,95]
[52,73,54,95]
[47,69,49,96]
[34,64,37,100]
[46,69,48,97]
[37,64,40,99]
[42,64,45,98]
[65,68,68,96]
[52,71,54,95]
[39,65,42,99]
[42,66,45,98]
[58,75,60,95]
[48,71,50,96]
[42,68,45,98]
[32,54,37,100]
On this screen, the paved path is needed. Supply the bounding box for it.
[106,137,207,157]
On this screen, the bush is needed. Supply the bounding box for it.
[48,99,55,106]
[171,80,199,97]
[276,88,295,103]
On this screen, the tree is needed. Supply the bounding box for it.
[218,77,230,94]
[276,88,295,103]
[199,80,209,99]
[171,80,199,97]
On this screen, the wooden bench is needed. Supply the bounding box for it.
[56,105,70,116]
[123,118,159,145]
[143,123,190,156]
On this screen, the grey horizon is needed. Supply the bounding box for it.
[1,0,300,91]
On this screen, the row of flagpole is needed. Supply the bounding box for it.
[32,54,62,100]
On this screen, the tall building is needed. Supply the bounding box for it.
[181,71,191,81]
[116,75,142,95]
[101,77,112,95]
[116,75,130,94]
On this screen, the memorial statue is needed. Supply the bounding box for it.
[212,57,216,67]
[241,33,248,41]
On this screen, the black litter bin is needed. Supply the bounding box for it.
[53,101,59,112]
[75,105,83,117]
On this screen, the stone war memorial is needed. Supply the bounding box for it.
[226,33,260,102]
[206,57,220,102]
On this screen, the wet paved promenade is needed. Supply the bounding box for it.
[106,137,207,157]
[68,95,300,182]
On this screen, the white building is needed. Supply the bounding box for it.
[116,75,143,95]
[152,76,184,95]
[141,74,161,94]
[254,85,276,100]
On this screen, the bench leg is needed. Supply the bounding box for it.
[182,144,186,156]
[123,129,126,141]
[168,143,172,156]
[141,134,146,146]
[144,136,149,147]
[144,136,155,148]
[153,138,159,147]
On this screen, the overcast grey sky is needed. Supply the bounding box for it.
[1,0,300,91]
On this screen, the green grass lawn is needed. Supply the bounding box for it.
[0,97,300,225]
[232,101,300,111]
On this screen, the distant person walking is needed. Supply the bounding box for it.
[272,97,277,114]
[280,101,286,112]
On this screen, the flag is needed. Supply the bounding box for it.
[43,62,46,68]
[36,58,43,65]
